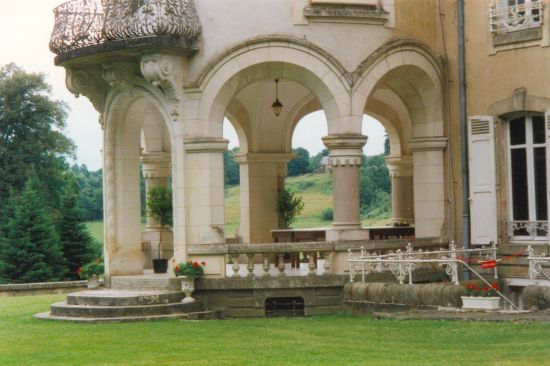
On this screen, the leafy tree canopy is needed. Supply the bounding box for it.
[0,63,75,208]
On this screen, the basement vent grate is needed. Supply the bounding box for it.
[265,297,305,317]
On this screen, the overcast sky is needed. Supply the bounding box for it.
[0,0,385,171]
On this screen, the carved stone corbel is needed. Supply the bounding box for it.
[102,62,135,96]
[65,68,109,113]
[140,54,186,103]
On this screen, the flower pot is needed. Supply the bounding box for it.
[461,296,501,311]
[152,259,168,273]
[178,276,196,304]
[87,275,99,289]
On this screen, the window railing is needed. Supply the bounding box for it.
[49,0,201,54]
[489,0,544,34]
[508,220,548,240]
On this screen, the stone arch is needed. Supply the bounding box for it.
[282,94,322,153]
[188,37,354,137]
[225,98,250,153]
[102,87,175,276]
[353,40,445,139]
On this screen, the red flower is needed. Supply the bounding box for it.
[491,283,501,291]
[201,261,206,266]
[193,262,199,268]
[175,266,180,272]
[465,283,476,290]
[76,267,82,274]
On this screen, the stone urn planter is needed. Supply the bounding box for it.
[178,276,196,304]
[87,275,99,289]
[461,296,501,311]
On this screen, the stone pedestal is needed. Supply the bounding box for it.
[235,152,293,243]
[409,137,448,238]
[183,138,229,277]
[386,155,414,225]
[322,134,368,230]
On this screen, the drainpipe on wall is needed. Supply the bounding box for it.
[458,0,470,280]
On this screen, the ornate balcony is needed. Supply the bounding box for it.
[489,0,544,34]
[49,0,201,58]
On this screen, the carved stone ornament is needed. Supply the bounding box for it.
[65,68,109,113]
[141,54,184,102]
[103,62,135,96]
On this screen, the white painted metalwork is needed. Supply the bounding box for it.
[488,0,544,33]
[348,241,520,310]
[347,241,498,285]
[49,0,202,54]
[527,245,550,280]
[508,220,549,240]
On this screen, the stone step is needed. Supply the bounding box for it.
[35,310,217,323]
[50,300,204,318]
[66,290,183,306]
[110,276,180,291]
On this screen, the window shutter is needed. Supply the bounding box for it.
[468,116,497,245]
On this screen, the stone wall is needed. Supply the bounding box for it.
[0,280,93,297]
[343,282,465,312]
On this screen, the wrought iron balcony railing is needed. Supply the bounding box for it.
[489,0,544,34]
[49,0,201,55]
[508,220,549,240]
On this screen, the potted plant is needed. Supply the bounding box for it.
[174,261,206,303]
[461,281,501,310]
[276,188,304,229]
[147,186,172,273]
[77,258,104,289]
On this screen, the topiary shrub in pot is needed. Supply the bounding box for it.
[147,186,173,273]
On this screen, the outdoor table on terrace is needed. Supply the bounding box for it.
[271,228,328,268]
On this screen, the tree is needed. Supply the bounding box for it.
[70,165,103,221]
[57,177,99,280]
[224,147,240,186]
[0,63,74,211]
[0,178,67,284]
[287,147,311,176]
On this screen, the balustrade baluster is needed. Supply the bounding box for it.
[323,251,332,274]
[246,253,255,277]
[262,253,270,277]
[277,254,286,276]
[231,254,240,278]
[308,252,316,276]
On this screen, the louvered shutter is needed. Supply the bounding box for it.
[468,116,497,245]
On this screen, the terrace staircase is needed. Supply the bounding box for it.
[35,274,217,322]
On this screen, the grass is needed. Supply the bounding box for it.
[1,294,550,365]
[88,173,392,243]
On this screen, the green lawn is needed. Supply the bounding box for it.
[1,294,550,365]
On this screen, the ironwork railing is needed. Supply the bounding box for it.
[507,220,548,240]
[489,0,544,33]
[527,245,550,280]
[49,0,201,54]
[347,241,498,285]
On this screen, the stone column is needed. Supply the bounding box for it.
[385,155,414,225]
[141,152,171,231]
[322,135,368,230]
[183,138,229,277]
[235,153,293,243]
[408,137,448,238]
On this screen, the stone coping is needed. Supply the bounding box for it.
[187,237,446,255]
[197,274,347,290]
[0,280,102,296]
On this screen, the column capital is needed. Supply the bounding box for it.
[408,137,447,152]
[385,155,413,177]
[233,152,294,165]
[140,151,171,178]
[184,138,229,153]
[322,134,367,167]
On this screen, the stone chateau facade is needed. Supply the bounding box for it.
[48,0,550,284]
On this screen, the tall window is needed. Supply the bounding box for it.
[508,115,547,237]
[490,0,544,33]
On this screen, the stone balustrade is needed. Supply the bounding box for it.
[187,238,445,278]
